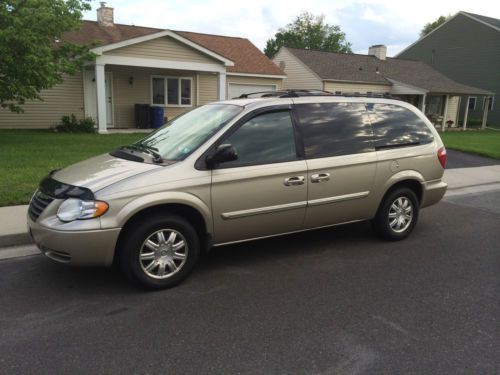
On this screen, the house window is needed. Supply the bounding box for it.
[151,76,192,107]
[468,97,476,110]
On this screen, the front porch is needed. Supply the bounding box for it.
[85,62,226,133]
[394,93,493,132]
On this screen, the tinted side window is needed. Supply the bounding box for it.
[367,104,434,149]
[294,102,374,158]
[221,111,297,167]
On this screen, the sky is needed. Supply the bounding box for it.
[84,0,500,57]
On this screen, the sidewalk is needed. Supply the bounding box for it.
[1,164,500,248]
[0,205,30,247]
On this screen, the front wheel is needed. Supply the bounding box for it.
[371,187,419,241]
[119,214,200,290]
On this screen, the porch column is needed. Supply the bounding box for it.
[463,96,470,130]
[481,96,489,130]
[441,95,450,132]
[421,93,427,113]
[218,72,226,101]
[95,63,107,133]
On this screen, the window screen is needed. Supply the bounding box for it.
[367,103,434,149]
[221,111,297,167]
[294,102,374,158]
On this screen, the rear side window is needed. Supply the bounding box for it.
[366,104,434,149]
[221,111,297,167]
[294,102,374,158]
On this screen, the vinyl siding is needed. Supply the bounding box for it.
[0,74,84,129]
[198,74,218,105]
[226,76,283,99]
[273,48,322,90]
[323,81,391,94]
[106,36,219,64]
[108,66,199,128]
[398,13,500,124]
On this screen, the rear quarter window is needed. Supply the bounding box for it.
[294,102,374,158]
[366,103,434,149]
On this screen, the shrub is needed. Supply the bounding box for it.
[54,114,96,133]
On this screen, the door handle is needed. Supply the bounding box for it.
[284,176,305,186]
[311,173,330,183]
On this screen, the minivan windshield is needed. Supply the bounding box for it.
[132,104,243,161]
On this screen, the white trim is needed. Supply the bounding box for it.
[105,71,115,127]
[96,55,226,73]
[395,13,461,57]
[151,75,193,107]
[95,64,107,133]
[322,78,392,86]
[218,72,226,101]
[469,96,477,110]
[483,96,495,111]
[461,12,500,32]
[227,72,286,79]
[91,29,234,66]
[196,73,200,106]
[280,47,323,82]
[387,79,428,95]
[396,12,500,58]
[227,82,277,98]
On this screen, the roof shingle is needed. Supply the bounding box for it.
[63,21,283,76]
[285,47,492,95]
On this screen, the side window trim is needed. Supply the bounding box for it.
[195,105,300,170]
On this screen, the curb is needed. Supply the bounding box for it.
[0,232,33,248]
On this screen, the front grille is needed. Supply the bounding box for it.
[28,190,54,222]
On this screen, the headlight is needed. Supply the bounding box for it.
[57,198,109,222]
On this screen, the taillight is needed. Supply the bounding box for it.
[438,147,447,168]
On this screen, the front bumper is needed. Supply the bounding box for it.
[421,179,447,208]
[29,218,121,267]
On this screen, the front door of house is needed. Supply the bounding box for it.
[84,70,113,127]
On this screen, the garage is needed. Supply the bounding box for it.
[227,83,277,99]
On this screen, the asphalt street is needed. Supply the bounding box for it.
[1,191,499,374]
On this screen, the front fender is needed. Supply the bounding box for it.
[100,191,213,234]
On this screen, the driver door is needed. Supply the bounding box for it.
[210,107,307,244]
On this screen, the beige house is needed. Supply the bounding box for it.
[274,46,492,129]
[0,4,285,132]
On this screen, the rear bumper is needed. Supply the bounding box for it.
[28,219,121,267]
[421,179,447,208]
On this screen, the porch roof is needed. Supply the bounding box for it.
[63,21,284,76]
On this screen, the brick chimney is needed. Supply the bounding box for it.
[97,2,114,27]
[368,45,387,60]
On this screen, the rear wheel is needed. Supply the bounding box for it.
[371,187,419,241]
[119,214,200,290]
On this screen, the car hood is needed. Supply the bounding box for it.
[52,153,161,192]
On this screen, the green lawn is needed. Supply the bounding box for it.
[440,130,500,160]
[0,130,145,207]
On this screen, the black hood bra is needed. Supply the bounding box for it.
[40,176,94,200]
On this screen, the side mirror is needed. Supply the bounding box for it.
[205,144,238,168]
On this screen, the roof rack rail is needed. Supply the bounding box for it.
[236,89,397,100]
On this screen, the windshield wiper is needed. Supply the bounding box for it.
[122,144,163,163]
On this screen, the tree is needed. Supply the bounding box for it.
[0,0,95,113]
[264,12,352,58]
[420,15,451,37]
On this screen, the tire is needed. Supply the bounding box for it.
[119,214,200,290]
[371,187,419,241]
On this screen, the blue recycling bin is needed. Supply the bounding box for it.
[150,106,164,129]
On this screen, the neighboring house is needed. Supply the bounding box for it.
[0,3,284,132]
[274,46,492,129]
[397,11,499,126]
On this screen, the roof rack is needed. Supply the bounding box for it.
[236,89,397,100]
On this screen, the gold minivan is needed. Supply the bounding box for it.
[28,91,447,289]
